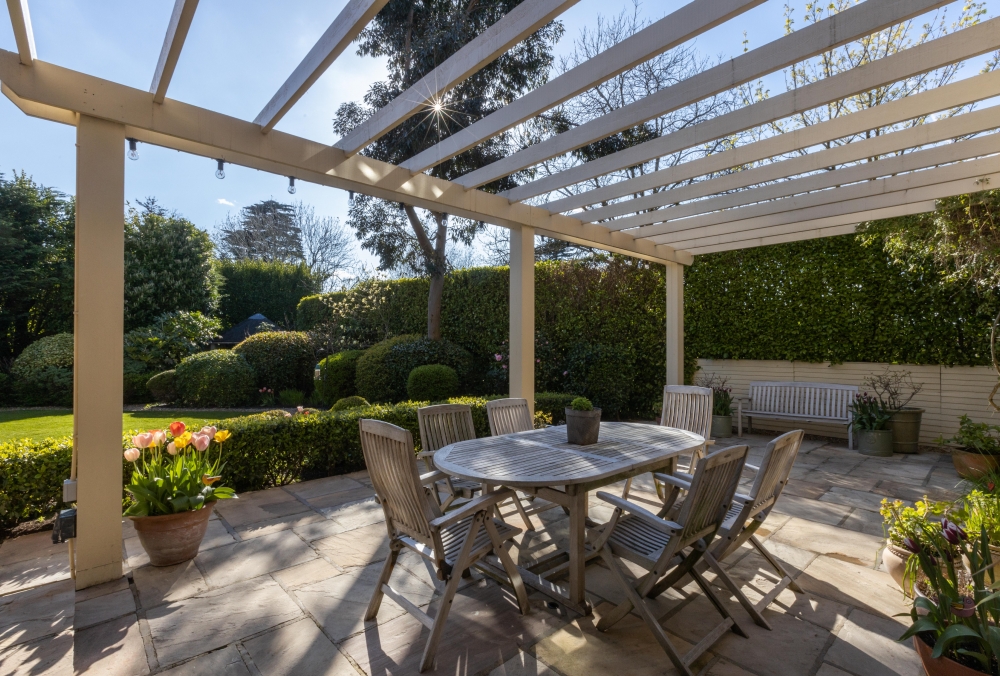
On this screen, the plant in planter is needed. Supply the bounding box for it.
[697,373,733,439]
[943,416,1000,480]
[964,489,1000,560]
[864,368,925,454]
[880,497,949,595]
[565,397,601,445]
[123,421,236,566]
[850,392,894,456]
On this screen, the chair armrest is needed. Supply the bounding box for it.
[744,463,760,473]
[653,472,692,490]
[733,493,754,505]
[429,488,517,529]
[420,470,448,486]
[595,492,681,535]
[417,451,436,459]
[705,439,716,446]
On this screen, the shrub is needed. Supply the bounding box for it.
[407,364,459,402]
[331,396,370,411]
[563,342,633,418]
[570,396,593,411]
[217,260,320,329]
[296,292,346,331]
[174,350,255,407]
[0,437,73,527]
[12,333,74,379]
[535,392,577,424]
[146,370,178,403]
[278,389,305,406]
[0,373,12,406]
[124,311,222,373]
[15,367,73,407]
[316,350,364,404]
[233,331,316,395]
[356,335,471,403]
[123,372,154,405]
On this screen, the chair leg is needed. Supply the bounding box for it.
[750,535,803,594]
[510,494,537,531]
[621,477,633,499]
[689,566,749,639]
[702,552,771,630]
[365,546,400,621]
[484,518,530,615]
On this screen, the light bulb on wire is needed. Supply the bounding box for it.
[127,138,139,161]
[287,176,296,195]
[215,159,226,180]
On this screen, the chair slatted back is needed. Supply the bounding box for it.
[359,419,437,545]
[746,430,804,516]
[660,386,713,439]
[674,444,748,546]
[486,398,533,436]
[418,404,477,452]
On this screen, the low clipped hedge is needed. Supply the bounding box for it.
[316,350,364,404]
[356,335,472,403]
[0,437,73,527]
[234,331,316,394]
[407,364,459,402]
[331,396,369,411]
[535,392,577,424]
[175,350,255,407]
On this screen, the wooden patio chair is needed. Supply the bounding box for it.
[359,419,530,672]
[589,444,750,676]
[623,385,714,504]
[417,404,484,511]
[652,430,805,629]
[485,398,555,527]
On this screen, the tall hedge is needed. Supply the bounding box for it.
[217,260,320,329]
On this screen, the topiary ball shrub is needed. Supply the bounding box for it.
[407,364,459,402]
[233,331,316,395]
[10,333,75,406]
[316,350,364,404]
[331,396,370,411]
[11,333,74,379]
[356,335,471,403]
[146,370,178,403]
[174,350,255,407]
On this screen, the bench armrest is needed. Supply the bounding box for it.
[596,492,681,535]
[429,488,517,529]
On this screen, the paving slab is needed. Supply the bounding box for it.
[243,617,358,676]
[212,488,311,528]
[0,532,65,567]
[75,588,136,630]
[73,613,149,676]
[292,518,350,542]
[770,517,883,567]
[797,471,879,492]
[877,480,959,503]
[781,481,828,500]
[772,495,853,527]
[797,555,911,622]
[146,577,302,667]
[816,664,854,676]
[824,608,921,676]
[234,511,325,540]
[840,508,887,538]
[0,578,73,650]
[706,658,761,675]
[74,576,129,603]
[283,475,368,500]
[0,629,72,676]
[489,651,560,676]
[132,559,209,610]
[0,548,71,596]
[155,644,250,676]
[195,530,317,589]
[819,487,892,512]
[321,498,385,531]
[313,522,390,569]
[304,487,377,511]
[270,557,342,590]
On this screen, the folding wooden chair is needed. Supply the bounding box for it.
[590,444,750,676]
[359,419,530,672]
[653,430,805,629]
[417,404,484,511]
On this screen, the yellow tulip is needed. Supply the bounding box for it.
[174,431,192,449]
[213,430,231,444]
[201,474,221,486]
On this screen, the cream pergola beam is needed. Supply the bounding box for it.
[335,0,580,155]
[547,71,1000,213]
[254,0,390,133]
[503,16,1000,201]
[645,153,1000,243]
[618,120,1000,235]
[398,0,767,174]
[0,49,688,266]
[460,0,953,193]
[150,0,199,103]
[5,0,36,65]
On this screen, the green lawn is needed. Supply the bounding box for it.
[0,409,254,443]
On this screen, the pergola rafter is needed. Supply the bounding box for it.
[5,0,34,65]
[150,0,199,103]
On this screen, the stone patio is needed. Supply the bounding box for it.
[0,433,965,676]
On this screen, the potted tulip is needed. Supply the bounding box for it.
[710,383,734,439]
[565,397,601,445]
[123,421,237,566]
[850,392,893,456]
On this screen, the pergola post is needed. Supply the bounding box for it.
[665,261,684,386]
[509,225,535,413]
[73,115,126,589]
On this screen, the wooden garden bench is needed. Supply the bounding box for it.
[737,381,858,449]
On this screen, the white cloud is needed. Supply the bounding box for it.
[217,198,235,207]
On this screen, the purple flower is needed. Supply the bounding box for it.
[942,519,967,545]
[903,537,921,554]
[495,354,503,362]
[563,371,568,376]
[501,365,507,370]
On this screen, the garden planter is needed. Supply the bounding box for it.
[565,408,601,445]
[886,408,925,454]
[882,544,913,596]
[913,634,986,676]
[858,429,894,457]
[711,415,732,439]
[130,503,215,567]
[951,448,1000,480]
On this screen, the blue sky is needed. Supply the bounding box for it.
[0,0,990,268]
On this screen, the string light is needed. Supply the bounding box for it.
[348,190,354,203]
[126,138,139,161]
[287,176,296,195]
[215,159,226,180]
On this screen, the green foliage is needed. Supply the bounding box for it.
[0,436,73,527]
[11,333,75,407]
[174,350,255,407]
[850,392,892,431]
[146,370,178,403]
[11,333,74,379]
[943,415,1000,455]
[217,260,320,329]
[123,372,154,405]
[407,364,459,402]
[0,172,75,362]
[233,331,316,394]
[356,335,471,403]
[331,396,370,411]
[296,292,345,331]
[570,396,593,412]
[316,350,364,404]
[534,392,576,424]
[278,389,305,407]
[124,201,219,331]
[0,374,12,407]
[124,311,222,373]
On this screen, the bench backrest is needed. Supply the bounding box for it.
[748,381,857,420]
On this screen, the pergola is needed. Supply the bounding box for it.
[2,0,997,590]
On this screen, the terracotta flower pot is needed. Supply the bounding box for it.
[565,408,601,445]
[913,634,987,676]
[951,448,1000,480]
[882,543,914,596]
[711,415,732,439]
[130,503,215,567]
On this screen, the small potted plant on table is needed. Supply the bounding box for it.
[944,416,1000,480]
[851,392,893,456]
[124,421,237,566]
[565,397,601,445]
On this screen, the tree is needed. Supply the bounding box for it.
[296,203,355,291]
[334,0,563,339]
[0,172,75,362]
[215,199,303,263]
[124,199,219,331]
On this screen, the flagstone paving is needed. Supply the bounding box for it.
[0,434,967,675]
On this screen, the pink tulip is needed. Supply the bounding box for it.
[123,448,141,462]
[283,411,292,418]
[192,434,211,452]
[200,426,217,438]
[166,442,179,456]
[132,432,154,449]
[150,430,166,447]
[297,406,304,413]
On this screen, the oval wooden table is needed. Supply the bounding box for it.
[434,422,705,614]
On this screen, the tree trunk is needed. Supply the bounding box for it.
[403,205,448,340]
[427,270,444,340]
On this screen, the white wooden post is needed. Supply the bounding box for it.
[665,261,684,386]
[73,115,126,589]
[509,225,535,413]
